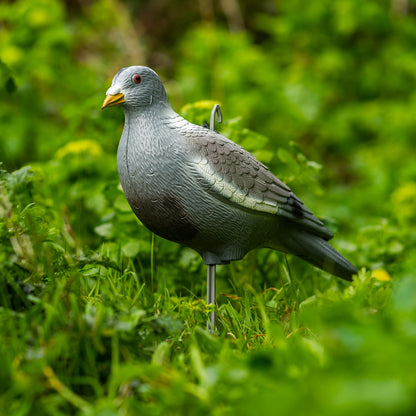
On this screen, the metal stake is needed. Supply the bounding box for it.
[205,104,221,333]
[206,264,216,331]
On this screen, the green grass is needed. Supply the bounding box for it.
[2,238,414,416]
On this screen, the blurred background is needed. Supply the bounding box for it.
[2,1,416,414]
[1,0,415,281]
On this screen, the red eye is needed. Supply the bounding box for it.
[132,74,142,84]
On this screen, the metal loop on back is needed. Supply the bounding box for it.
[209,104,222,131]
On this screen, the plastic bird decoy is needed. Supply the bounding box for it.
[102,66,357,331]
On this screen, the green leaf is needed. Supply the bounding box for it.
[121,240,140,258]
[94,223,114,238]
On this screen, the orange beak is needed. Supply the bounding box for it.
[101,92,125,109]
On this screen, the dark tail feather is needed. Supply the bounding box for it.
[283,231,357,281]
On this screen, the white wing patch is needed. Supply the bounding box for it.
[195,157,279,215]
[167,115,188,128]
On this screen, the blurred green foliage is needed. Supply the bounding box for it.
[1,0,416,414]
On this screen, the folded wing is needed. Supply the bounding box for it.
[183,127,334,241]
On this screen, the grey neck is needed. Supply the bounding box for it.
[122,99,175,121]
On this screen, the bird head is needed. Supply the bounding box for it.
[102,66,168,110]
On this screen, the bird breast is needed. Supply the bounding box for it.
[116,113,200,243]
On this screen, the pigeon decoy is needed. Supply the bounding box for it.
[102,66,357,330]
